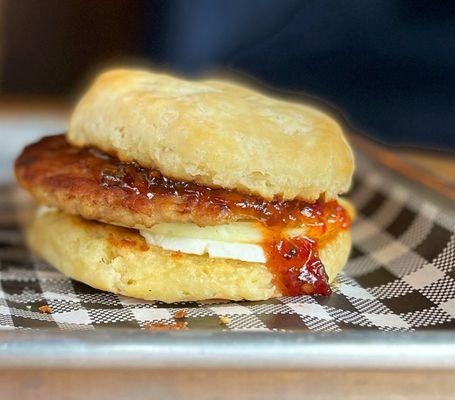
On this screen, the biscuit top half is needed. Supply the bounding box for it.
[68,69,354,201]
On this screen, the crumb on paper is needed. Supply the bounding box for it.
[38,305,53,314]
[144,321,188,331]
[219,316,231,325]
[174,310,187,319]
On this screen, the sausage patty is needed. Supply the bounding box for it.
[15,135,349,230]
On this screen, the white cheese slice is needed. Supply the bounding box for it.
[145,221,306,243]
[140,221,307,263]
[146,222,264,243]
[140,232,266,263]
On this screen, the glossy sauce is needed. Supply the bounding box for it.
[265,237,329,296]
[259,197,350,296]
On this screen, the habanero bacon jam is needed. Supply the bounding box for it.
[15,68,355,303]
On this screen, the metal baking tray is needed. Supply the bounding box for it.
[0,146,454,371]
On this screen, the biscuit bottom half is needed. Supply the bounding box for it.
[27,210,351,303]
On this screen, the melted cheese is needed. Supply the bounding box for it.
[140,222,306,263]
[140,232,266,263]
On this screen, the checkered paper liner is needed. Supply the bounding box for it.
[0,152,454,332]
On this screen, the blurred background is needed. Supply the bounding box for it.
[0,0,454,184]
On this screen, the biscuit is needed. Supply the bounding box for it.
[69,69,354,201]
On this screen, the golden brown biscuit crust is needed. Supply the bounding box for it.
[69,69,354,201]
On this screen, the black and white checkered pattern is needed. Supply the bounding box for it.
[0,153,454,331]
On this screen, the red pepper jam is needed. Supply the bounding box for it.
[261,199,350,296]
[16,135,351,296]
[265,237,329,296]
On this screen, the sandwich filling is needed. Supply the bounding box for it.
[16,135,351,296]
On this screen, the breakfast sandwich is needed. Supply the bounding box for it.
[15,69,354,302]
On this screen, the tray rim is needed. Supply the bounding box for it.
[1,330,454,370]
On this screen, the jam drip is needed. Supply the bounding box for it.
[265,236,331,296]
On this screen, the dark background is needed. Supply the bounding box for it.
[1,0,454,151]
